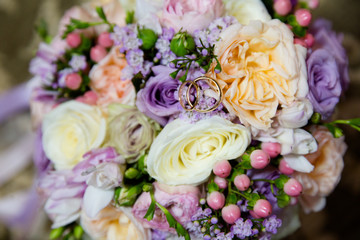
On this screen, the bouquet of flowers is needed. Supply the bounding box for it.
[28,0,359,239]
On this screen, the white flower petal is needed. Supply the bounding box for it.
[83,186,114,218]
[283,154,314,173]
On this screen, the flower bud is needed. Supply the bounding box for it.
[138,28,158,50]
[116,185,143,206]
[125,168,140,179]
[170,32,195,57]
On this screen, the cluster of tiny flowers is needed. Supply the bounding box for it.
[69,54,87,72]
[193,16,238,48]
[29,43,58,86]
[111,25,153,79]
[155,27,176,65]
[176,80,235,123]
[230,218,258,239]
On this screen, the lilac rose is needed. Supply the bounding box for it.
[310,19,349,90]
[132,182,200,231]
[306,49,342,119]
[136,65,181,126]
[306,19,349,119]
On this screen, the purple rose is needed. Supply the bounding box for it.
[306,49,342,119]
[132,182,200,231]
[136,65,181,126]
[310,19,349,91]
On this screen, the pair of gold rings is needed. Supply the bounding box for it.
[178,76,223,113]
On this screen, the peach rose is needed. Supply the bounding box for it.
[81,206,151,240]
[90,48,135,106]
[208,20,308,130]
[294,126,347,213]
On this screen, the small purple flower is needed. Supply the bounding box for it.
[57,68,74,87]
[126,49,144,70]
[190,207,212,221]
[29,57,57,86]
[263,215,282,234]
[230,218,254,239]
[69,54,87,71]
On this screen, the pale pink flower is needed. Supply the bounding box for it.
[294,126,347,213]
[161,0,224,33]
[132,182,200,231]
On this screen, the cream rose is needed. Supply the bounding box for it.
[223,0,271,25]
[208,20,308,130]
[106,104,160,163]
[81,206,151,240]
[147,116,251,186]
[42,101,106,170]
[294,126,347,213]
[90,48,136,107]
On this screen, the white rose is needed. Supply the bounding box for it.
[277,99,313,128]
[42,101,106,170]
[147,116,251,186]
[223,0,271,25]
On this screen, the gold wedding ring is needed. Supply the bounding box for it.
[178,76,223,113]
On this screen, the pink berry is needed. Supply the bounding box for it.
[308,0,319,9]
[253,199,272,218]
[294,38,307,48]
[207,191,225,210]
[98,32,114,48]
[279,159,294,175]
[274,0,292,16]
[284,178,303,197]
[304,33,315,48]
[250,150,270,169]
[90,45,107,62]
[295,9,312,27]
[221,204,241,224]
[65,73,82,90]
[261,142,281,158]
[249,210,260,219]
[66,33,81,48]
[234,174,250,191]
[84,91,98,105]
[213,160,232,178]
[214,176,228,189]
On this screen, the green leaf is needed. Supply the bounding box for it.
[349,118,360,126]
[207,181,219,193]
[155,202,190,240]
[35,19,52,43]
[114,187,122,205]
[226,193,238,205]
[125,11,135,25]
[96,7,107,22]
[170,70,180,79]
[144,189,156,221]
[49,227,64,239]
[325,123,343,138]
[178,74,187,82]
[274,174,290,189]
[276,191,291,208]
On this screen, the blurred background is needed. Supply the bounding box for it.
[0,0,360,239]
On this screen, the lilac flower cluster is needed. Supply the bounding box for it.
[155,28,176,65]
[29,43,59,86]
[231,218,258,239]
[193,16,238,48]
[111,25,154,79]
